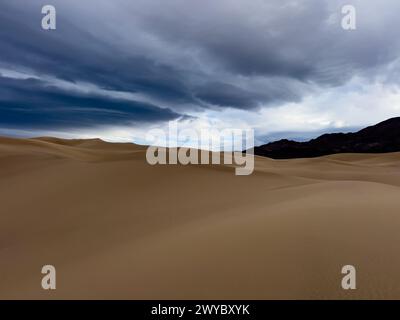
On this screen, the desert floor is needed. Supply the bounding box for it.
[1,136,400,299]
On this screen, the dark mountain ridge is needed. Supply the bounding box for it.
[254,117,400,159]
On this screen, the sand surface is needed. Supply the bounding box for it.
[1,136,400,299]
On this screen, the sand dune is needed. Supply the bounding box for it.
[1,136,400,299]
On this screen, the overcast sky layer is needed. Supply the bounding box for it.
[1,0,400,146]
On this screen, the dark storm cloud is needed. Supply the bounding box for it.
[0,76,180,129]
[0,2,194,104]
[1,0,400,131]
[194,82,302,109]
[133,0,400,82]
[195,83,264,108]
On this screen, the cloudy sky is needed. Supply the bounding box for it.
[1,0,400,146]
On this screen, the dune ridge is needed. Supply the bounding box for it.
[1,136,400,299]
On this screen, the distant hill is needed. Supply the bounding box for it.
[254,117,400,159]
